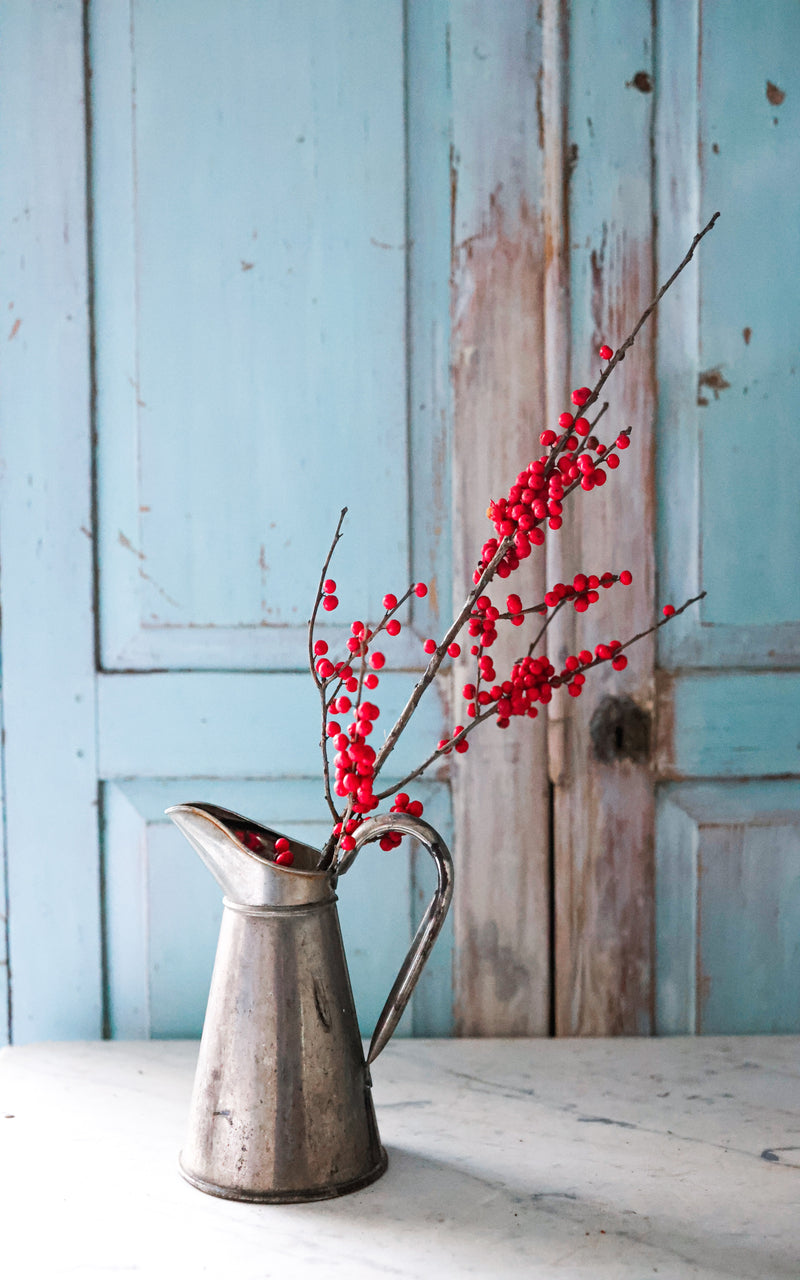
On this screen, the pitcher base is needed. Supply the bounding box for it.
[178,1147,388,1203]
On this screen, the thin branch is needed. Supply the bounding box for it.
[371,533,514,780]
[571,212,720,421]
[308,507,348,822]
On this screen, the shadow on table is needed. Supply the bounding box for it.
[290,1144,796,1279]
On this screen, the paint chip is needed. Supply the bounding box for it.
[698,366,731,400]
[743,327,752,345]
[766,80,785,106]
[628,70,653,93]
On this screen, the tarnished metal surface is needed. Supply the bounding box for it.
[167,802,453,1201]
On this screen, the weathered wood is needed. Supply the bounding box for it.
[657,782,800,1034]
[0,2,103,1040]
[449,2,551,1035]
[548,0,657,1035]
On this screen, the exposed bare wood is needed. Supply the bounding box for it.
[544,0,659,1034]
[449,4,551,1035]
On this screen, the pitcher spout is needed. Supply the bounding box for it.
[166,802,330,908]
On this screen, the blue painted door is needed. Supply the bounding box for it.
[0,0,454,1043]
[551,0,800,1034]
[2,1,798,1045]
[653,0,800,1032]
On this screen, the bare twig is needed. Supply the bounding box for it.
[308,507,348,822]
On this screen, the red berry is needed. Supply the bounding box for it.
[275,850,295,866]
[326,721,341,737]
[322,595,338,611]
[558,412,574,428]
[662,604,676,617]
[379,836,396,851]
[539,429,557,447]
[599,344,613,360]
[313,640,328,656]
[415,582,428,597]
[407,800,424,817]
[606,453,620,469]
[275,837,290,853]
[611,654,628,670]
[571,386,591,407]
[386,619,401,636]
[383,593,398,610]
[340,834,356,852]
[423,638,436,654]
[616,434,630,450]
[323,579,336,594]
[447,642,461,657]
[369,651,385,669]
[574,417,590,436]
[619,570,633,585]
[364,673,379,689]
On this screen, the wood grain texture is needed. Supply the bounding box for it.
[657,783,800,1034]
[449,2,550,1035]
[550,0,658,1035]
[657,0,800,673]
[0,2,104,1042]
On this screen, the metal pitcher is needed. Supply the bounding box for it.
[166,801,453,1202]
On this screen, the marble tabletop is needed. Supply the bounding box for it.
[0,1036,798,1279]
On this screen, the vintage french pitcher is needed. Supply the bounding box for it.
[166,801,453,1202]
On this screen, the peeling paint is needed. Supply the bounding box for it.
[766,80,785,106]
[7,317,21,341]
[742,327,752,345]
[628,70,653,93]
[698,366,731,401]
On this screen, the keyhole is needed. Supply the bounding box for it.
[589,695,651,765]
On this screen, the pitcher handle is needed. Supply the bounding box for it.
[336,812,454,1065]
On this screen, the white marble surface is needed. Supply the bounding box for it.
[0,1037,798,1278]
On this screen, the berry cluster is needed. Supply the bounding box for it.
[233,828,295,867]
[306,308,706,871]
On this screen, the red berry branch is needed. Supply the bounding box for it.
[297,213,719,874]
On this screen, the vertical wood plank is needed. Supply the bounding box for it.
[449,1,550,1034]
[657,784,800,1035]
[0,2,102,1040]
[550,0,657,1034]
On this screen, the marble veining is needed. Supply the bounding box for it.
[0,1037,798,1278]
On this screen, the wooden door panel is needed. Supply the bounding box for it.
[104,779,453,1040]
[658,0,800,670]
[657,782,800,1034]
[653,0,800,1034]
[0,2,103,1043]
[91,0,424,672]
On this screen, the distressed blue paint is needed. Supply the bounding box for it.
[97,670,449,780]
[665,673,800,779]
[654,1,800,1035]
[698,3,800,628]
[657,0,800,666]
[657,783,800,1034]
[406,0,453,635]
[105,778,453,1039]
[0,2,103,1042]
[92,0,436,669]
